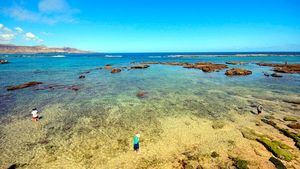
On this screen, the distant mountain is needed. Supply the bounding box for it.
[0,44,90,54]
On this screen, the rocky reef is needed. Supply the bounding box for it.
[7,82,43,91]
[257,63,300,74]
[142,61,228,72]
[225,68,252,76]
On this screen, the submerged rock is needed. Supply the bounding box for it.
[225,68,252,76]
[287,122,300,129]
[0,59,8,64]
[111,68,121,73]
[136,91,148,98]
[7,81,43,91]
[271,73,283,78]
[211,151,220,158]
[257,137,293,161]
[269,157,287,169]
[79,75,85,79]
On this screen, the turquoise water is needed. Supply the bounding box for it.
[1,54,300,117]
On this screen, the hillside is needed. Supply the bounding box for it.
[0,44,89,54]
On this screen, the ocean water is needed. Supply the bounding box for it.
[0,53,300,168]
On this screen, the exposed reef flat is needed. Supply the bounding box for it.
[257,63,300,74]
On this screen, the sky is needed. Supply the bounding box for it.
[0,0,300,52]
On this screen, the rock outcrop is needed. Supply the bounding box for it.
[142,62,228,72]
[225,68,252,76]
[7,82,43,91]
[257,63,300,74]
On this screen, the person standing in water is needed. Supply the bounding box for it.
[133,132,140,153]
[31,108,39,121]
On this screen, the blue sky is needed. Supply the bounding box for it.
[1,0,300,52]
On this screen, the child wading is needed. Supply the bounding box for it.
[133,132,140,153]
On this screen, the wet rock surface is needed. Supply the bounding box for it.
[257,63,300,74]
[7,82,43,91]
[225,68,252,76]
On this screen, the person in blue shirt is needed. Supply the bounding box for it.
[133,132,140,153]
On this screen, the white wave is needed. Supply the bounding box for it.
[51,55,66,58]
[104,55,123,58]
[148,56,162,58]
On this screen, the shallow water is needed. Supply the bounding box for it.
[0,53,300,168]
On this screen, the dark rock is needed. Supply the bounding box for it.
[277,128,300,149]
[271,73,283,78]
[287,122,300,129]
[79,75,85,79]
[111,68,121,73]
[263,72,270,77]
[129,64,150,69]
[225,68,252,76]
[211,151,219,158]
[0,59,8,64]
[137,91,148,98]
[7,82,43,91]
[269,157,287,169]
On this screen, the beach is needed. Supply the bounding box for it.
[0,53,300,168]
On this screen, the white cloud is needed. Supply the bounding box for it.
[0,23,44,44]
[39,0,70,13]
[0,33,15,42]
[2,0,79,24]
[25,32,38,40]
[15,27,24,33]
